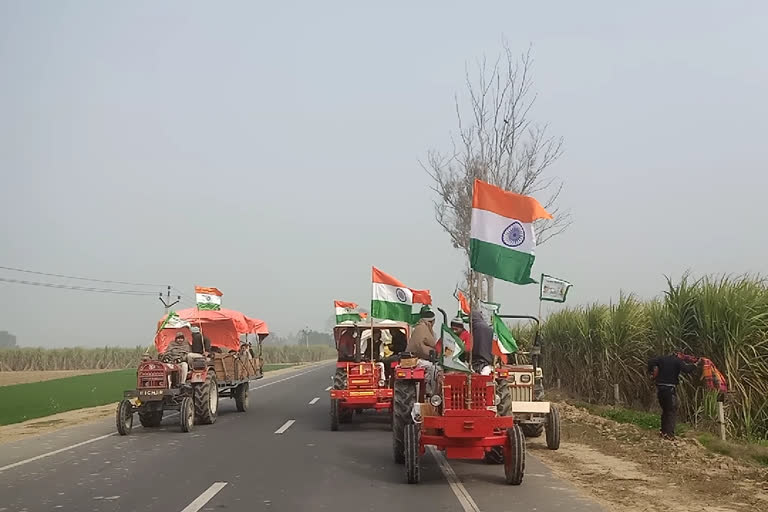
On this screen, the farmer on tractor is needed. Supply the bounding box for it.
[450,318,472,363]
[470,311,494,374]
[405,308,440,395]
[160,332,191,384]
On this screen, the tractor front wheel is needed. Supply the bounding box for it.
[404,423,421,484]
[486,379,513,464]
[116,400,133,436]
[330,399,340,431]
[504,424,525,485]
[194,371,219,425]
[138,408,163,428]
[234,383,249,412]
[392,380,417,464]
[546,404,561,450]
[521,423,544,438]
[180,397,194,433]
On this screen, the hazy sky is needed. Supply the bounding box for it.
[2,1,766,347]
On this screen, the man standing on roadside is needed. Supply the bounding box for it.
[647,352,700,439]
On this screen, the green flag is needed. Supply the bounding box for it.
[440,324,471,372]
[492,314,518,354]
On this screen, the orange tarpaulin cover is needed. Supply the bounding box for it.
[155,308,269,354]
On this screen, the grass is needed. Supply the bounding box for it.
[697,432,768,467]
[0,345,336,370]
[0,363,300,426]
[570,400,688,435]
[538,274,768,440]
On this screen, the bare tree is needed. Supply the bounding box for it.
[424,42,571,302]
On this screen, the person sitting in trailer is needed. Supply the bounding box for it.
[338,327,357,362]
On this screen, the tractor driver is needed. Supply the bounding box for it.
[160,332,191,384]
[338,328,357,362]
[406,309,441,396]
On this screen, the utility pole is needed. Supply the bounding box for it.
[304,326,310,349]
[159,285,181,314]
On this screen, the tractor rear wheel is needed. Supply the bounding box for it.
[521,423,544,438]
[235,383,249,412]
[404,423,421,484]
[330,399,340,431]
[392,380,417,464]
[546,404,561,450]
[116,400,133,436]
[504,424,525,485]
[180,397,194,433]
[138,408,163,428]
[194,371,219,425]
[485,380,513,464]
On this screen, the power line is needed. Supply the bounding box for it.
[0,277,158,296]
[0,265,166,288]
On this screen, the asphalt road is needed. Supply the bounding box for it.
[0,362,604,512]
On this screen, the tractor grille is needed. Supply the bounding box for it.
[444,374,494,411]
[511,385,533,402]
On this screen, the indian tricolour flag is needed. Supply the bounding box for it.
[441,324,470,372]
[334,301,362,323]
[195,286,222,311]
[371,267,432,323]
[470,179,553,285]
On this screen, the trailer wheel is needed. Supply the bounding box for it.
[392,380,417,464]
[404,423,421,484]
[180,397,194,433]
[521,423,544,438]
[194,371,219,425]
[546,404,561,450]
[138,408,163,428]
[330,399,340,431]
[116,400,133,436]
[235,383,249,412]
[504,424,525,485]
[486,379,513,464]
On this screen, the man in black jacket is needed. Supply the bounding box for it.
[647,353,700,439]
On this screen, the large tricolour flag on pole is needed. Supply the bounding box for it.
[371,267,432,323]
[470,179,553,285]
[334,301,362,323]
[195,286,223,311]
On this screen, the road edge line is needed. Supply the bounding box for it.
[428,446,482,512]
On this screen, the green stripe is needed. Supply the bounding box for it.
[371,300,413,323]
[197,303,221,311]
[469,238,537,285]
[336,313,361,323]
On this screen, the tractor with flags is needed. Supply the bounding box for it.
[116,291,269,435]
[391,307,526,485]
[329,300,411,430]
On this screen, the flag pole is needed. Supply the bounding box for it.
[466,268,474,409]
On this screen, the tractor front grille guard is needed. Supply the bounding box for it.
[444,374,495,411]
[138,369,166,389]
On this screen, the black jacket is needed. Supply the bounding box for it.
[647,354,697,386]
[470,311,494,366]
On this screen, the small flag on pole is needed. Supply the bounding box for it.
[492,314,518,355]
[195,286,223,311]
[371,267,432,323]
[334,301,362,323]
[539,274,573,303]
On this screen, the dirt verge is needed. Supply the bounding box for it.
[530,402,768,512]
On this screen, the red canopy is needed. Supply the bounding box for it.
[155,308,269,353]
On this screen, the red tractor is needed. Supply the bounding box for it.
[329,320,410,430]
[391,308,525,485]
[116,309,268,435]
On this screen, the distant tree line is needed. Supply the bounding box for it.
[0,331,17,348]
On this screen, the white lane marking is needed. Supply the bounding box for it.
[324,385,332,391]
[0,433,115,473]
[250,367,323,391]
[180,482,227,512]
[0,363,329,473]
[428,447,481,512]
[308,397,320,405]
[274,420,296,434]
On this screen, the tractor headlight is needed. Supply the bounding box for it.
[378,379,386,387]
[494,394,501,405]
[535,368,543,378]
[520,374,531,383]
[429,395,442,407]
